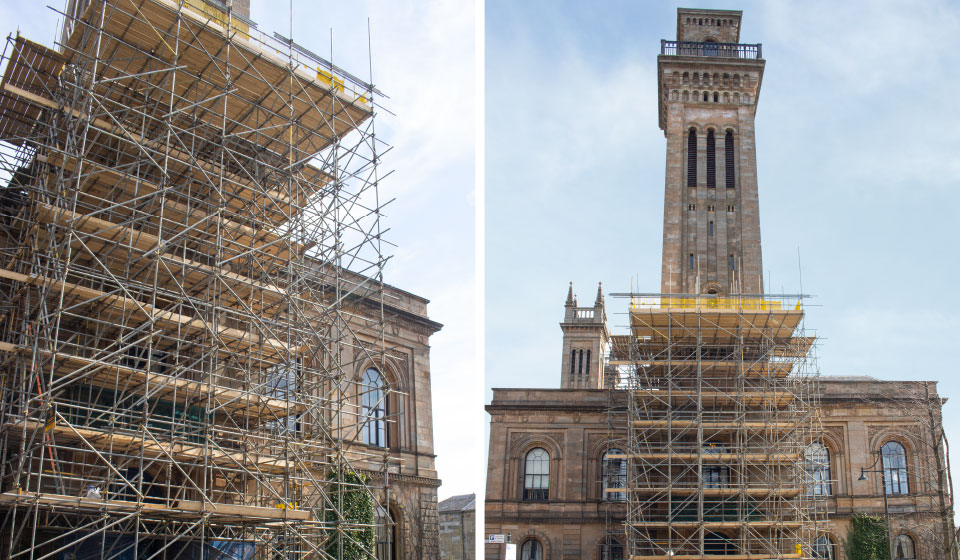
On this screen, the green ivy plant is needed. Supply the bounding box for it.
[324,470,376,560]
[844,514,889,560]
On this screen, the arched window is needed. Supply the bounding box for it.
[894,534,916,560]
[706,130,716,188]
[687,129,697,187]
[523,448,550,501]
[520,539,543,560]
[570,349,575,375]
[361,368,387,447]
[600,539,624,560]
[813,535,835,559]
[578,349,584,375]
[725,131,735,188]
[881,441,909,495]
[602,448,626,502]
[805,442,831,496]
[586,350,591,376]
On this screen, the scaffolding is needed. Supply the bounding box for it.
[611,293,825,559]
[0,0,401,557]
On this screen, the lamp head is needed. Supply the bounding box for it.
[858,468,867,481]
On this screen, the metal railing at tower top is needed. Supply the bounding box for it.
[661,40,763,59]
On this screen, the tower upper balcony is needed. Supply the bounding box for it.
[660,40,762,60]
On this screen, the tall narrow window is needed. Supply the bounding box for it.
[706,131,716,188]
[687,129,697,187]
[570,349,575,375]
[729,254,735,271]
[881,441,909,494]
[361,368,387,447]
[709,221,714,236]
[602,449,626,502]
[523,448,550,501]
[689,254,694,270]
[725,131,736,188]
[805,443,831,496]
[578,349,584,375]
[586,350,591,375]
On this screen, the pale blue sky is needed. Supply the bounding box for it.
[0,0,478,501]
[486,0,960,499]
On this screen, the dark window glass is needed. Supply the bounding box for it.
[725,131,736,188]
[602,449,626,502]
[520,540,543,560]
[709,221,714,236]
[586,350,591,375]
[687,129,697,187]
[601,541,624,560]
[362,368,387,447]
[523,448,550,501]
[882,441,909,494]
[704,532,735,554]
[706,131,716,188]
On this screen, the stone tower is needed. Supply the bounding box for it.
[658,9,765,295]
[559,283,608,389]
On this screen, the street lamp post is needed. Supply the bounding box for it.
[859,453,895,560]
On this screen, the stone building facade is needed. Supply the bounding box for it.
[439,493,477,560]
[485,359,950,559]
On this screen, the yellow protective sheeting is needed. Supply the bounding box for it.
[184,0,250,38]
[631,296,783,311]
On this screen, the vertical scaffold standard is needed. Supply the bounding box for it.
[0,0,399,557]
[608,293,826,559]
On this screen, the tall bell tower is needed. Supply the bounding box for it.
[658,9,765,295]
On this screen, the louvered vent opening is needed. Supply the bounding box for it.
[687,129,697,187]
[725,131,735,188]
[706,131,716,188]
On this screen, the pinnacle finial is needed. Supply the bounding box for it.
[595,282,604,305]
[566,282,574,305]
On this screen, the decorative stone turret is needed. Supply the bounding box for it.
[559,282,608,389]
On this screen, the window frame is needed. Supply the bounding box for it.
[523,447,550,501]
[361,367,388,448]
[520,538,543,560]
[805,442,832,496]
[881,440,909,495]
